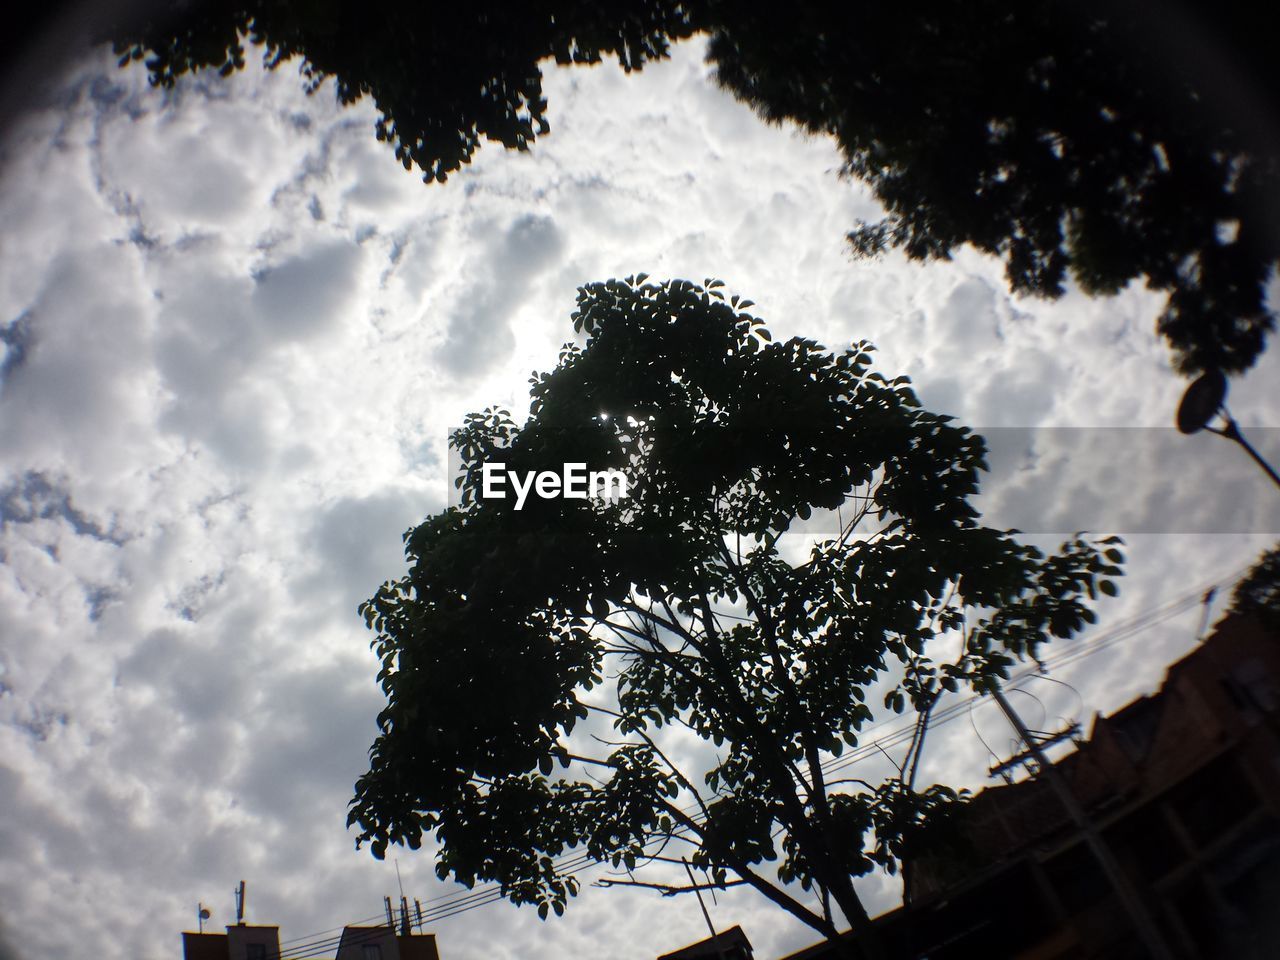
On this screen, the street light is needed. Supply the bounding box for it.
[1177,369,1280,489]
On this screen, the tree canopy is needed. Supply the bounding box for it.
[348,277,1124,955]
[107,0,697,183]
[108,1,1280,374]
[1230,542,1280,633]
[707,1,1280,376]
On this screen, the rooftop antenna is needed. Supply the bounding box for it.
[235,881,246,925]
[1195,586,1218,642]
[682,858,729,960]
[393,859,411,935]
[198,904,211,934]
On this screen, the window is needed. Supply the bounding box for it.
[246,946,267,960]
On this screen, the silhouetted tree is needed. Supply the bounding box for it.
[348,276,1124,957]
[110,2,1280,373]
[1231,543,1280,632]
[706,0,1280,375]
[108,0,698,182]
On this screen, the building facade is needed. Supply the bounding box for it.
[783,613,1280,959]
[181,918,441,960]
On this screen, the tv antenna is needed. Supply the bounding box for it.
[1195,586,1218,642]
[197,904,211,934]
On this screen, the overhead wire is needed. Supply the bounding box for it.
[272,561,1249,955]
[817,569,1225,779]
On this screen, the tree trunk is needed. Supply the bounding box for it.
[826,875,891,960]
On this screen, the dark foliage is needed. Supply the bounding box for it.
[706,0,1280,374]
[348,277,1123,954]
[1231,543,1280,632]
[109,1,1280,373]
[108,0,697,182]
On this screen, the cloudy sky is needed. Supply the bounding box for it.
[1,20,1278,960]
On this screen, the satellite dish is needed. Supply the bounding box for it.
[200,909,211,920]
[1176,369,1227,434]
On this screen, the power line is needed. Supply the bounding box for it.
[276,910,388,946]
[271,561,1250,952]
[281,565,1244,953]
[817,568,1227,779]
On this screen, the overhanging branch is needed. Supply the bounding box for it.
[594,877,748,896]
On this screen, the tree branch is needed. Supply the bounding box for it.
[656,798,834,935]
[594,877,748,896]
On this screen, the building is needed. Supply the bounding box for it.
[182,925,281,960]
[657,925,753,960]
[782,612,1280,959]
[334,925,441,960]
[182,903,442,960]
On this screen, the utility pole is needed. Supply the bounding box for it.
[682,858,729,960]
[992,688,1176,960]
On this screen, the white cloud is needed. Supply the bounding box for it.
[0,21,1277,960]
[434,213,566,379]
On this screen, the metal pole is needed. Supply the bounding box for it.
[682,858,729,960]
[991,688,1175,960]
[1176,370,1280,492]
[1218,419,1280,490]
